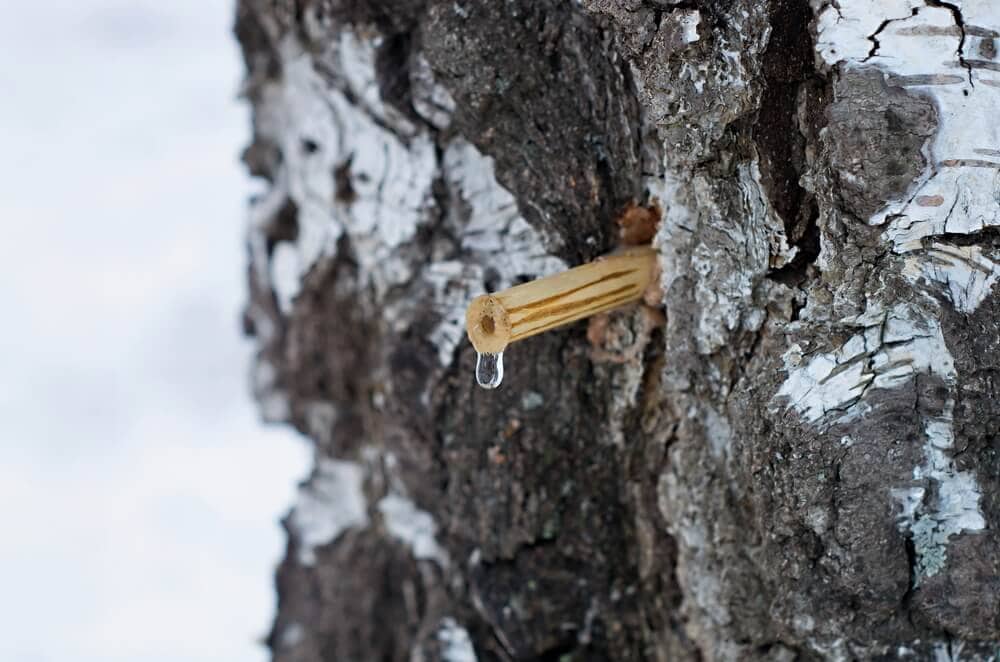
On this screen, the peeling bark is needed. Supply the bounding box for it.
[236,0,1000,659]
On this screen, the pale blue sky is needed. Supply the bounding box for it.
[0,2,310,660]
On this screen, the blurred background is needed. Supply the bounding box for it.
[0,2,311,660]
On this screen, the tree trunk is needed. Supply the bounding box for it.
[235,0,1000,659]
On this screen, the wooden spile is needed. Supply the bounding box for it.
[465,246,658,354]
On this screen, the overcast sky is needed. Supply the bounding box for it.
[0,2,311,660]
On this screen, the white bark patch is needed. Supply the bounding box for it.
[377,493,449,567]
[897,399,986,581]
[270,241,302,314]
[437,618,477,662]
[872,304,955,389]
[679,10,701,44]
[903,242,1000,313]
[776,303,985,577]
[251,32,437,300]
[816,0,1000,311]
[775,337,873,425]
[253,358,291,423]
[289,459,368,566]
[777,303,954,421]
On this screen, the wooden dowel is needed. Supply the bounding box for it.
[465,246,658,354]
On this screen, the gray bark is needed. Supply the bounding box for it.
[235,0,1000,659]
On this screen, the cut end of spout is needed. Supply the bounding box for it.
[465,294,511,354]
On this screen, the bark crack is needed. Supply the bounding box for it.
[757,0,825,286]
[930,225,1000,247]
[926,0,975,87]
[862,9,919,63]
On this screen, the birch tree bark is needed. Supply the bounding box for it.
[235,0,1000,659]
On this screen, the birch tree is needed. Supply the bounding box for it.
[236,0,1000,659]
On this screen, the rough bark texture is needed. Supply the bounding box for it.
[236,0,1000,659]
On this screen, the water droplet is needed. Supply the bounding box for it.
[475,351,504,389]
